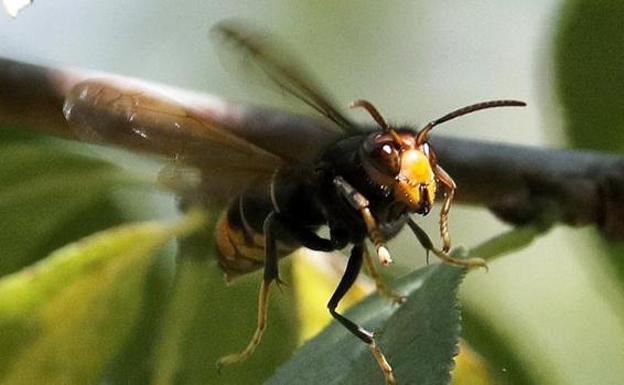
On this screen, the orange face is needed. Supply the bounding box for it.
[393,147,436,213]
[360,132,437,215]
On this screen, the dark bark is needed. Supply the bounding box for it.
[1,57,623,240]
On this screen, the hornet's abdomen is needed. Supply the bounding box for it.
[215,169,325,280]
[216,208,267,280]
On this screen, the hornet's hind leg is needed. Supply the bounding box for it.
[216,211,342,370]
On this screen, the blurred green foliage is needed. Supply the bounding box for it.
[555,0,624,310]
[556,0,624,153]
[0,134,131,274]
[0,208,199,384]
[460,307,538,385]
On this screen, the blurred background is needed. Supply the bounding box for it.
[1,1,623,385]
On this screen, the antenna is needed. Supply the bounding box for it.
[416,100,526,144]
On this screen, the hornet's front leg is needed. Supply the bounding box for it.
[333,176,392,266]
[407,218,487,269]
[434,164,455,253]
[429,165,487,269]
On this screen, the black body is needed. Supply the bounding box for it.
[216,129,412,279]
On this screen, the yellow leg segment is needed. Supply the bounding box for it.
[439,189,454,253]
[216,280,271,371]
[431,246,488,270]
[360,207,392,266]
[370,341,397,385]
[434,164,456,253]
[363,247,405,304]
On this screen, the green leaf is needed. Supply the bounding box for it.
[266,263,465,385]
[0,212,206,385]
[149,227,300,385]
[0,139,134,274]
[103,250,175,385]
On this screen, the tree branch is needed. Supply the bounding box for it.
[1,57,623,240]
[431,136,624,240]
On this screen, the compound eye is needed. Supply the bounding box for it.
[368,142,400,176]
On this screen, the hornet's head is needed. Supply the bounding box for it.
[360,127,436,214]
[353,99,526,215]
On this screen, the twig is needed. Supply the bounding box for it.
[1,57,623,240]
[431,136,624,240]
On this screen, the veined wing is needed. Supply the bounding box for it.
[213,21,359,135]
[63,78,284,168]
[63,78,338,205]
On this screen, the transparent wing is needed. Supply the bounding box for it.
[63,78,332,205]
[213,21,359,135]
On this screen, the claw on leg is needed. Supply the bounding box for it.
[407,218,486,270]
[431,246,488,271]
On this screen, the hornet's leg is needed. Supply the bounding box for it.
[217,211,346,371]
[433,164,456,253]
[328,244,396,385]
[362,245,405,304]
[407,218,487,269]
[216,211,281,370]
[432,165,487,269]
[334,176,392,266]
